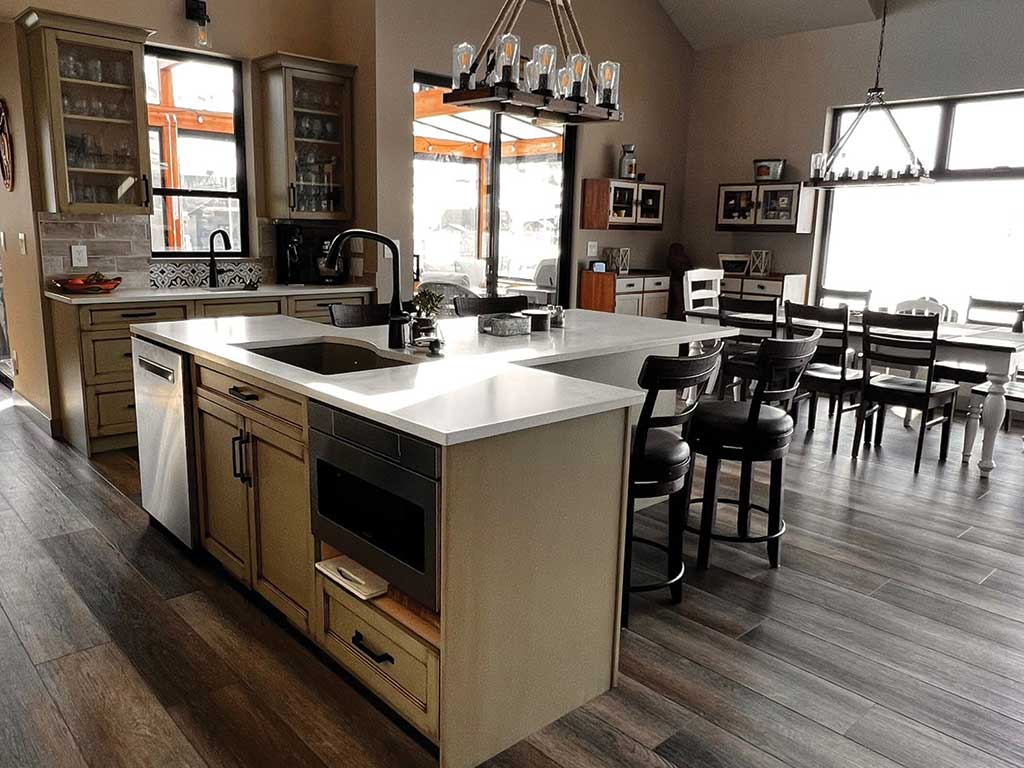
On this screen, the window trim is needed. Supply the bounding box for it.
[412,70,576,301]
[818,88,1024,300]
[145,45,250,259]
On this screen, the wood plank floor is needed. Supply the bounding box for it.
[2,384,1024,768]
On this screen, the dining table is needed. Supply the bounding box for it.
[685,306,1024,480]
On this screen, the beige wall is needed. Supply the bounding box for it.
[374,0,694,304]
[0,20,52,418]
[681,0,1024,283]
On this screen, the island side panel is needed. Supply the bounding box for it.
[439,408,631,768]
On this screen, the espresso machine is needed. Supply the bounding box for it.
[275,221,350,285]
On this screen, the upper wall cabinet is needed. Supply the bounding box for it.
[18,9,154,215]
[580,179,665,230]
[716,182,815,234]
[257,53,355,221]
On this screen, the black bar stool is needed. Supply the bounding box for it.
[716,295,779,401]
[621,341,722,627]
[686,331,821,570]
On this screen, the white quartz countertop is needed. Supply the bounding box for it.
[44,283,375,305]
[131,310,735,445]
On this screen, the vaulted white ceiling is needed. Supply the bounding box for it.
[657,0,884,50]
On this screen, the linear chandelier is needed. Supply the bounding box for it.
[806,0,932,189]
[445,0,623,125]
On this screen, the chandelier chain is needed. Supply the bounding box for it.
[874,0,889,91]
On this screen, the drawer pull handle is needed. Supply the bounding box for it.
[352,631,394,665]
[228,386,259,402]
[122,352,134,358]
[121,311,157,319]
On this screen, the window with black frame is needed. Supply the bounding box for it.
[821,91,1024,316]
[144,48,248,257]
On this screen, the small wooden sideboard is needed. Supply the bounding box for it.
[578,269,670,318]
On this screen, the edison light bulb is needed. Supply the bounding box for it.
[567,53,590,102]
[452,42,476,90]
[495,33,521,86]
[556,66,572,98]
[598,61,620,108]
[532,44,557,95]
[195,20,211,48]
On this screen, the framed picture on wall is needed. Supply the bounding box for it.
[755,183,800,226]
[717,184,757,226]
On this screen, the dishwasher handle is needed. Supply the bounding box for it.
[137,356,175,383]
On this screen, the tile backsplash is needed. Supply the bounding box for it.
[39,213,276,289]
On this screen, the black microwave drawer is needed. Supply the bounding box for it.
[308,401,441,479]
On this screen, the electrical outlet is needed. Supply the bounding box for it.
[587,241,599,259]
[18,233,26,255]
[349,237,364,254]
[71,244,89,267]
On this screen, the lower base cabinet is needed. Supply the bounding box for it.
[195,375,314,635]
[315,567,440,744]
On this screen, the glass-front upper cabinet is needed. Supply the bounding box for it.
[19,11,154,215]
[258,53,355,221]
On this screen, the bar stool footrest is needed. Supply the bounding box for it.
[684,497,787,544]
[628,536,685,593]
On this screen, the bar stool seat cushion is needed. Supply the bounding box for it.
[803,363,864,381]
[631,427,690,481]
[691,401,794,447]
[868,374,959,395]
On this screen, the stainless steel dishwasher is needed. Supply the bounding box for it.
[132,336,197,548]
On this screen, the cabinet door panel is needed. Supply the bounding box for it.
[641,292,669,319]
[196,397,251,584]
[249,421,313,633]
[615,294,641,316]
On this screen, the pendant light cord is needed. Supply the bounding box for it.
[874,0,889,91]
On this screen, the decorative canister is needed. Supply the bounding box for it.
[619,144,637,179]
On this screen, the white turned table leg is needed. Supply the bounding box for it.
[963,393,982,464]
[980,374,1010,478]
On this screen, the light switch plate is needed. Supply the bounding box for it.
[587,241,599,258]
[71,244,89,267]
[349,237,364,254]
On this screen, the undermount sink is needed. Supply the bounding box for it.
[245,341,411,376]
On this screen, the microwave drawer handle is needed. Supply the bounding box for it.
[228,385,259,402]
[137,357,175,383]
[351,631,394,665]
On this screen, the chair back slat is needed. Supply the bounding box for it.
[966,297,1024,328]
[819,287,872,312]
[634,341,722,453]
[896,297,954,322]
[785,301,850,368]
[453,295,528,317]
[861,309,940,376]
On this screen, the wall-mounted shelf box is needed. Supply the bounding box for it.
[581,178,665,230]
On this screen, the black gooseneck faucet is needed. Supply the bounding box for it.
[208,229,231,288]
[325,229,409,349]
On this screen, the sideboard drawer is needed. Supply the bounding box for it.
[642,276,669,292]
[195,299,283,319]
[291,294,368,314]
[743,278,783,297]
[616,277,643,294]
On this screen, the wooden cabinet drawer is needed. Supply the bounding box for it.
[82,331,133,384]
[743,278,783,297]
[289,294,368,315]
[195,299,283,319]
[315,571,439,742]
[642,276,669,291]
[615,277,643,294]
[722,277,743,294]
[196,365,304,427]
[86,384,136,438]
[81,303,189,331]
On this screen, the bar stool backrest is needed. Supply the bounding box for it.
[329,302,392,328]
[746,330,822,432]
[453,295,529,317]
[719,295,779,354]
[633,340,723,459]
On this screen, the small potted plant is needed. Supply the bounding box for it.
[411,286,444,338]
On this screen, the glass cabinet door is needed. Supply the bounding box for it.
[286,71,352,219]
[609,181,637,224]
[637,183,665,225]
[48,30,151,214]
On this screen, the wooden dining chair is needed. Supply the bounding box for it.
[853,310,959,473]
[818,288,872,312]
[896,297,957,322]
[964,297,1024,328]
[453,295,528,317]
[682,269,724,318]
[785,301,863,453]
[716,295,779,400]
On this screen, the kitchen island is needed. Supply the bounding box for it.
[130,310,734,768]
